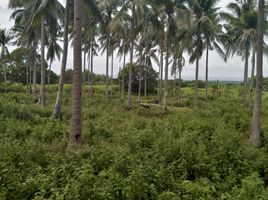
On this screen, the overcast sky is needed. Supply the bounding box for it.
[0,0,266,81]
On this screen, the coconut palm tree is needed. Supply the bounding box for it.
[0,29,13,92]
[12,0,63,107]
[250,0,265,147]
[108,4,130,99]
[185,0,221,108]
[222,0,258,107]
[157,0,189,113]
[99,0,120,101]
[70,0,82,144]
[202,8,226,101]
[53,0,71,119]
[9,1,39,96]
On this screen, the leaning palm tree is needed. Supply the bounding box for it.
[70,0,82,144]
[53,0,71,119]
[250,0,265,147]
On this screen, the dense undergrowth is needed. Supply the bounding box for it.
[1,84,268,199]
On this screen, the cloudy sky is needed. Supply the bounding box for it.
[0,0,266,81]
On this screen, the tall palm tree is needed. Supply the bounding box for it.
[109,5,130,99]
[203,8,225,101]
[250,0,265,147]
[9,1,39,96]
[186,0,220,108]
[99,0,119,101]
[53,0,71,119]
[14,0,64,107]
[0,29,13,92]
[70,0,82,144]
[154,0,188,113]
[222,0,258,107]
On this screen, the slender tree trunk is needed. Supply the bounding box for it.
[159,46,164,103]
[110,50,114,97]
[249,50,256,108]
[3,67,7,93]
[121,51,126,99]
[47,61,52,91]
[32,34,37,96]
[162,15,171,113]
[26,66,29,89]
[87,43,91,95]
[39,18,46,108]
[178,68,182,100]
[194,23,201,109]
[250,0,264,147]
[144,62,147,98]
[53,0,70,119]
[137,52,142,102]
[83,49,86,86]
[106,36,109,101]
[194,58,199,108]
[127,4,135,109]
[70,0,82,144]
[173,71,176,98]
[28,63,32,94]
[205,46,209,101]
[243,48,249,107]
[90,42,93,97]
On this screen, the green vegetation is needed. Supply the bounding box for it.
[1,85,268,199]
[0,0,267,198]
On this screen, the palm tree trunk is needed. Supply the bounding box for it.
[3,67,7,93]
[159,46,164,103]
[83,48,86,86]
[173,71,176,98]
[121,51,126,99]
[105,36,109,101]
[205,46,209,101]
[53,0,70,119]
[87,43,91,95]
[137,52,142,102]
[250,0,264,148]
[90,42,93,97]
[39,18,46,108]
[47,61,52,91]
[110,49,114,97]
[70,0,82,144]
[178,68,182,100]
[194,24,201,109]
[144,62,147,98]
[194,58,199,108]
[243,48,249,107]
[32,34,37,96]
[28,63,32,94]
[162,15,171,113]
[127,3,135,109]
[249,50,256,109]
